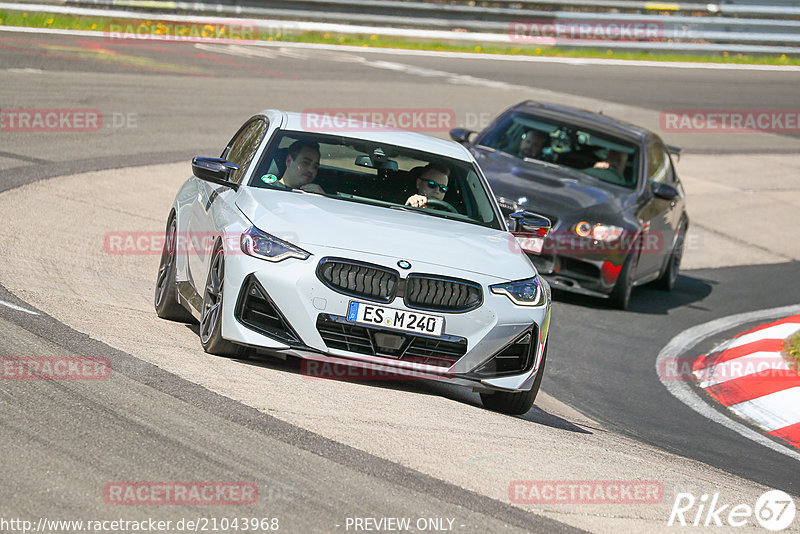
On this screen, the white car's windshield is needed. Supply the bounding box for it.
[249,131,503,230]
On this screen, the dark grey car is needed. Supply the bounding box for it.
[451,101,689,310]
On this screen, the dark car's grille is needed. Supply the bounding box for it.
[529,254,555,274]
[316,314,467,368]
[404,275,482,313]
[316,258,399,304]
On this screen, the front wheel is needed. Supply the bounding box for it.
[655,223,686,291]
[154,216,194,322]
[608,238,641,310]
[480,342,547,415]
[199,245,244,358]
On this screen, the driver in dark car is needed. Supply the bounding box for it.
[405,164,450,208]
[518,129,556,162]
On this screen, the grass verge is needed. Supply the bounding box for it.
[1,9,799,66]
[783,331,800,374]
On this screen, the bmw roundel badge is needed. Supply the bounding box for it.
[397,260,411,270]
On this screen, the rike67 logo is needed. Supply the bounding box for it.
[668,490,796,531]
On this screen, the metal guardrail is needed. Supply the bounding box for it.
[6,0,800,53]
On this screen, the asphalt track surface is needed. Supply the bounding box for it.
[1,30,800,532]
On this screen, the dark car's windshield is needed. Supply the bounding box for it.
[477,112,640,188]
[249,131,502,230]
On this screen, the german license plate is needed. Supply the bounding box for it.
[346,301,444,337]
[516,235,544,254]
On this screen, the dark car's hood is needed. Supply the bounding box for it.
[472,146,636,226]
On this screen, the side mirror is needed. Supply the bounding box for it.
[509,210,551,237]
[192,157,240,190]
[449,128,477,144]
[652,182,679,201]
[667,144,682,163]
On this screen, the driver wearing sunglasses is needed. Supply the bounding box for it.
[405,164,450,208]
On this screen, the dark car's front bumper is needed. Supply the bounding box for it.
[523,232,632,298]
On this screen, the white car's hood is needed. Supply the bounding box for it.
[236,188,534,281]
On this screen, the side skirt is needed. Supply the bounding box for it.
[177,281,203,322]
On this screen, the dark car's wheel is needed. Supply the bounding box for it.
[200,244,243,358]
[608,238,641,310]
[655,223,687,291]
[154,215,194,322]
[480,341,547,415]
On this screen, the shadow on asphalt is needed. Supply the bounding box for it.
[518,405,591,433]
[197,342,592,434]
[551,273,715,314]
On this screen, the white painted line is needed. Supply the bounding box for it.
[3,18,800,72]
[695,351,790,388]
[730,387,800,432]
[194,43,530,92]
[0,299,39,315]
[655,303,800,461]
[726,323,800,350]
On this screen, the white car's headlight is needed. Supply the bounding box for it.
[240,226,310,262]
[490,277,545,306]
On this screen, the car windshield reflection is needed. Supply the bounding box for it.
[250,131,502,229]
[477,111,640,188]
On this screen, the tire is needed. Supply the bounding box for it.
[655,223,686,291]
[608,238,641,311]
[199,244,245,358]
[154,215,194,322]
[480,341,547,415]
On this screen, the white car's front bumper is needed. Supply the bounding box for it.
[219,248,550,393]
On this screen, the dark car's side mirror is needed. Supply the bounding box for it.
[509,210,551,237]
[449,128,477,145]
[652,182,679,201]
[192,157,240,190]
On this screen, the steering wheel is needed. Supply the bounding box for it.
[424,198,458,213]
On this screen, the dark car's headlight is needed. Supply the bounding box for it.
[574,221,624,242]
[240,226,310,262]
[490,276,546,306]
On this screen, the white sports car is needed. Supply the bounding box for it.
[154,110,552,414]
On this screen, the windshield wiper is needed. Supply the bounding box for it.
[389,205,417,213]
[522,157,560,169]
